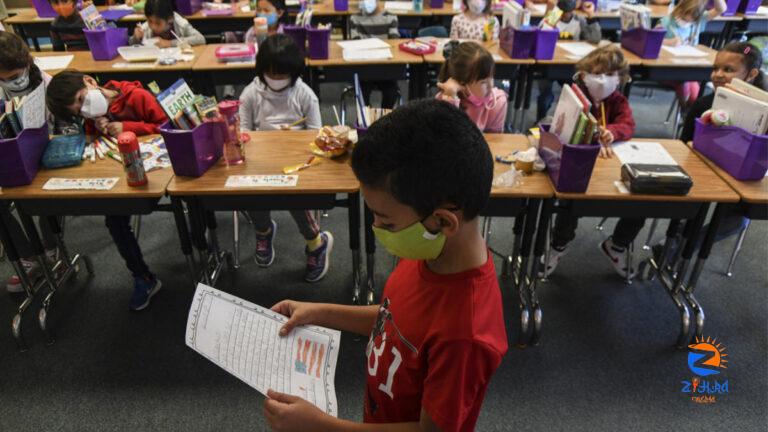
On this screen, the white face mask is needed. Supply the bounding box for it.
[583,73,620,102]
[263,75,291,92]
[80,88,109,118]
[362,0,377,15]
[0,68,30,93]
[468,0,486,14]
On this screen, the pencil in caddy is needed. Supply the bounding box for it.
[693,118,768,181]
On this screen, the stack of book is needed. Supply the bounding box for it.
[0,83,46,139]
[150,79,221,130]
[502,0,530,30]
[620,3,651,31]
[550,84,600,145]
[710,78,768,135]
[80,4,108,30]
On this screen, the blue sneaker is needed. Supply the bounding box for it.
[304,231,333,283]
[130,276,162,311]
[255,220,277,267]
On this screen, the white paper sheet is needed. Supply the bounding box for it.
[529,3,546,14]
[19,83,46,129]
[343,48,393,61]
[670,58,709,65]
[661,45,708,57]
[612,141,678,166]
[225,175,298,187]
[337,38,391,51]
[42,177,119,190]
[186,284,341,416]
[33,55,74,71]
[384,1,414,11]
[756,6,768,15]
[558,42,596,57]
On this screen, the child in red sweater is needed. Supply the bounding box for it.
[46,70,168,311]
[541,46,641,279]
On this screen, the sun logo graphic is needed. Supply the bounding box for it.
[688,336,728,377]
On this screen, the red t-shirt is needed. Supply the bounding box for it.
[363,253,508,432]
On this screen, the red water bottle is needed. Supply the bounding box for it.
[117,132,148,187]
[218,100,246,165]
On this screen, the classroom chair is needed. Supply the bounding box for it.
[339,86,403,125]
[595,217,659,250]
[726,219,751,277]
[417,26,449,38]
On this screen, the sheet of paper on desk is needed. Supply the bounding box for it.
[34,55,74,71]
[385,1,414,11]
[661,45,707,57]
[337,38,390,51]
[42,177,119,190]
[671,58,709,65]
[225,175,298,187]
[343,48,393,61]
[186,283,340,416]
[558,42,596,57]
[756,6,768,15]
[612,141,678,166]
[529,4,546,14]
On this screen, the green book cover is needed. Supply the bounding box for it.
[570,112,588,145]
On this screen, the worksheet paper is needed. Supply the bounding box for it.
[612,141,678,166]
[225,175,298,187]
[343,48,393,61]
[337,38,391,51]
[186,284,341,416]
[33,55,74,71]
[661,45,707,57]
[384,1,415,11]
[42,177,119,190]
[20,83,46,129]
[558,42,596,57]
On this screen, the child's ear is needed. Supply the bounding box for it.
[83,75,98,88]
[277,9,284,17]
[746,68,760,84]
[431,208,461,237]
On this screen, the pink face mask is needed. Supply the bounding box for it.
[465,83,496,108]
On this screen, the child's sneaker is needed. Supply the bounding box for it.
[305,232,333,283]
[538,245,568,278]
[6,259,41,293]
[254,220,278,267]
[599,237,635,278]
[129,276,162,311]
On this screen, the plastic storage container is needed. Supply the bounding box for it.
[175,0,203,15]
[284,25,308,53]
[334,0,349,11]
[533,28,559,60]
[499,26,537,59]
[692,118,768,181]
[31,0,58,18]
[307,27,331,59]
[620,27,666,59]
[0,125,49,187]
[738,0,761,14]
[84,27,129,61]
[538,124,600,193]
[159,120,227,177]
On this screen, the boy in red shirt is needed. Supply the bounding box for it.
[264,99,508,431]
[46,70,168,311]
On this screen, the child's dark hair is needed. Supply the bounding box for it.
[0,31,44,91]
[144,0,175,20]
[721,41,764,89]
[462,0,491,14]
[46,69,86,121]
[351,99,493,220]
[254,34,305,86]
[438,41,495,85]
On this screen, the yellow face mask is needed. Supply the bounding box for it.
[372,220,446,260]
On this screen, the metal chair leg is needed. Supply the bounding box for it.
[625,241,634,285]
[726,219,751,277]
[233,211,240,269]
[595,217,608,231]
[132,215,141,239]
[643,218,659,250]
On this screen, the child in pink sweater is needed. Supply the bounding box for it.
[436,41,507,132]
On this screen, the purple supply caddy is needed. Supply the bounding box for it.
[284,25,308,54]
[538,124,601,193]
[159,120,227,177]
[533,28,558,60]
[692,119,768,181]
[175,0,203,16]
[620,27,666,59]
[0,125,49,187]
[334,0,349,11]
[84,27,129,60]
[737,0,761,14]
[430,0,445,8]
[720,0,743,16]
[500,26,537,59]
[31,0,58,18]
[307,27,331,59]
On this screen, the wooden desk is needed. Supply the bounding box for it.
[307,38,423,66]
[486,134,553,200]
[191,43,257,92]
[640,44,717,82]
[422,40,536,65]
[537,42,642,68]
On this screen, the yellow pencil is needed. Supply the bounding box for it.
[600,103,606,128]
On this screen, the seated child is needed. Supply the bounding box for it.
[130,0,205,47]
[46,70,168,310]
[264,99,507,431]
[245,0,287,44]
[49,0,88,51]
[436,41,508,133]
[238,35,330,283]
[542,45,639,278]
[450,0,500,41]
[350,0,401,109]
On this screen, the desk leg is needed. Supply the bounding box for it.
[528,198,553,347]
[512,65,528,133]
[0,202,34,351]
[516,198,541,349]
[519,65,534,132]
[186,198,212,284]
[348,192,362,305]
[171,197,198,286]
[684,203,726,341]
[364,202,376,306]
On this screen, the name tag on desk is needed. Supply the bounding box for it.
[43,177,119,191]
[225,175,298,188]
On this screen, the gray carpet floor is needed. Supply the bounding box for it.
[0,82,766,431]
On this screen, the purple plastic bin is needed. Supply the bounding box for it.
[334,0,349,11]
[284,25,308,53]
[721,0,742,16]
[430,0,445,8]
[160,120,226,177]
[538,124,600,193]
[175,0,202,15]
[307,27,331,60]
[533,28,559,60]
[31,0,58,18]
[84,27,128,61]
[500,26,537,59]
[692,119,768,181]
[0,126,49,187]
[620,27,666,59]
[738,0,761,14]
[100,9,134,21]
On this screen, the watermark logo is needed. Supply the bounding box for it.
[681,336,729,404]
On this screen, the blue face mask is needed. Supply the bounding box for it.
[258,12,278,27]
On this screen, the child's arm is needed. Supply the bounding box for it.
[491,16,500,40]
[388,15,400,39]
[605,96,635,143]
[129,23,146,45]
[449,15,460,39]
[120,90,169,136]
[708,0,727,20]
[177,18,206,46]
[271,300,379,336]
[238,91,257,131]
[579,14,602,44]
[660,16,681,46]
[485,89,508,133]
[301,86,323,130]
